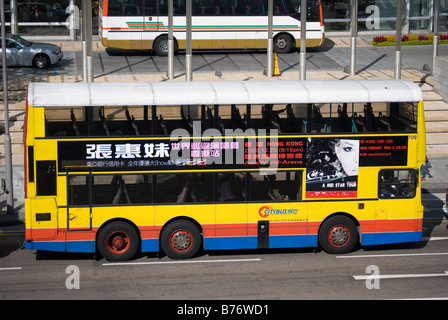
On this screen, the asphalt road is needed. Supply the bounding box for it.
[0,192,447,302]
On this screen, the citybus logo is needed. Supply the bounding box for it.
[258,206,298,218]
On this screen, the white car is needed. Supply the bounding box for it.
[0,34,63,69]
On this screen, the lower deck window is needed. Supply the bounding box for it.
[68,170,303,206]
[157,173,214,204]
[378,169,417,199]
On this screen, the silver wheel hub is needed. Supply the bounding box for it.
[331,228,348,245]
[276,38,287,49]
[172,232,190,250]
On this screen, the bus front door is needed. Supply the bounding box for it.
[67,174,92,231]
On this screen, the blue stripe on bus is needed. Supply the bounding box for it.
[204,235,319,250]
[361,231,423,246]
[25,240,66,252]
[66,241,96,253]
[269,234,318,248]
[204,236,258,250]
[25,240,96,253]
[141,238,159,252]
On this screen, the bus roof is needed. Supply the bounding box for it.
[28,80,423,107]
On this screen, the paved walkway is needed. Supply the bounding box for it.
[3,37,435,86]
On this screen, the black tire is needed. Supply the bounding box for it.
[97,221,139,261]
[33,54,50,69]
[318,216,359,254]
[161,220,201,259]
[274,34,294,54]
[153,36,178,56]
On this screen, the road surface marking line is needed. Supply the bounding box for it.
[337,252,448,259]
[0,267,22,271]
[422,237,448,241]
[393,297,448,300]
[103,258,261,267]
[353,271,448,280]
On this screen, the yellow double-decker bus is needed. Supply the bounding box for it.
[24,80,426,261]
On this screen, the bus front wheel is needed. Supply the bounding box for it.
[97,221,139,261]
[153,36,178,56]
[161,220,201,259]
[318,216,359,254]
[274,34,294,54]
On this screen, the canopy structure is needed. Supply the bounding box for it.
[28,80,423,107]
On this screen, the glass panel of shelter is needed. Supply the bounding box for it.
[44,102,418,137]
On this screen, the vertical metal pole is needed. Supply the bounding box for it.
[432,0,440,74]
[69,0,76,41]
[185,0,192,81]
[1,0,14,214]
[167,0,174,80]
[395,0,403,79]
[266,0,273,78]
[86,0,94,82]
[299,0,307,80]
[350,0,358,76]
[82,0,87,81]
[10,0,18,35]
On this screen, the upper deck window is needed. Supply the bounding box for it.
[43,101,418,138]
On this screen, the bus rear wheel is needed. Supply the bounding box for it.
[97,221,139,261]
[318,216,358,254]
[161,220,201,259]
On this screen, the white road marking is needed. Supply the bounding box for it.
[0,267,22,271]
[353,271,448,280]
[337,252,448,259]
[422,237,448,241]
[394,297,448,300]
[103,258,261,267]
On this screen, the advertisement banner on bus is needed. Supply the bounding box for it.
[304,136,408,198]
[57,136,307,172]
[58,135,407,175]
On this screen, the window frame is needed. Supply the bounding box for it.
[67,170,304,207]
[378,168,418,199]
